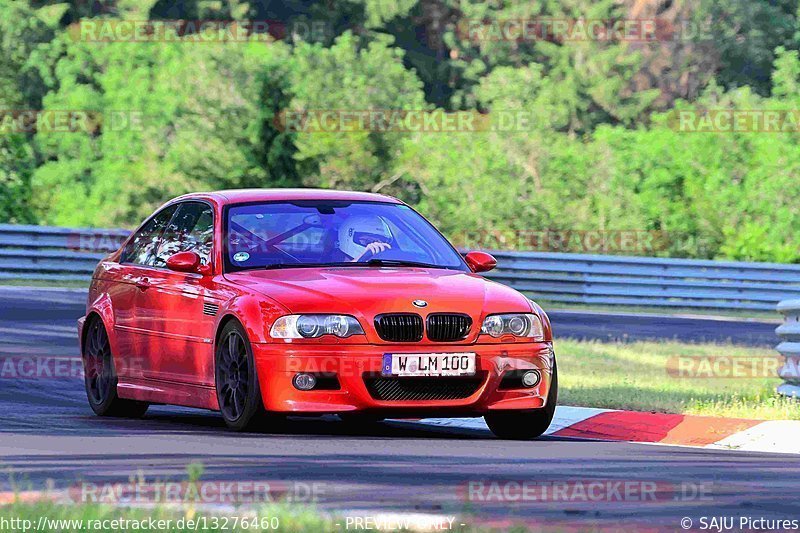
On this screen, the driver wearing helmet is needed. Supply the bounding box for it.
[337,215,393,262]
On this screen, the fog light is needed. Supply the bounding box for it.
[522,370,541,388]
[293,373,317,391]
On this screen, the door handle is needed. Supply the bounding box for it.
[135,277,151,291]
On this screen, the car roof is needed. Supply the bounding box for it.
[174,188,402,205]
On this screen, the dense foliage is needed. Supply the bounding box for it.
[1,0,800,261]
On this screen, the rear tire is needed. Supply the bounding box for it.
[82,317,149,418]
[215,320,273,432]
[485,361,558,440]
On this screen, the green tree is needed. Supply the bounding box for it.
[286,31,427,195]
[32,29,297,226]
[443,0,659,130]
[0,0,57,223]
[699,0,798,95]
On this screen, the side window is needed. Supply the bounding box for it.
[152,202,214,267]
[120,205,178,265]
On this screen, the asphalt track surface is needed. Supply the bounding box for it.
[0,287,796,530]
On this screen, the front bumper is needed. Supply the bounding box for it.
[253,341,554,415]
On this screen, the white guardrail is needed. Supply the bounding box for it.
[0,224,130,281]
[3,223,800,312]
[776,301,800,399]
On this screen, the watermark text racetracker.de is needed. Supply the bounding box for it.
[669,109,800,133]
[68,19,330,43]
[0,357,143,380]
[275,109,550,133]
[66,230,129,253]
[666,355,799,379]
[456,18,717,43]
[0,110,143,134]
[461,479,713,503]
[456,229,671,254]
[71,480,325,505]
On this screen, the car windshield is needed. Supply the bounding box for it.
[225,200,467,272]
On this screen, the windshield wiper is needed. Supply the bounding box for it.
[260,260,448,270]
[364,259,444,269]
[262,262,359,270]
[262,263,328,270]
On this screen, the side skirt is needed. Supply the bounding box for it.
[117,377,219,411]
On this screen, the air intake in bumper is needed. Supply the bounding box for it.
[363,374,484,401]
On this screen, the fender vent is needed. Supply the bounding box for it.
[203,303,219,316]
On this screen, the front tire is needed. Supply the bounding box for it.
[485,361,558,440]
[215,320,272,431]
[82,317,149,418]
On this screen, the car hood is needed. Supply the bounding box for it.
[224,266,531,319]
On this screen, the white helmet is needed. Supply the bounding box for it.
[338,215,393,259]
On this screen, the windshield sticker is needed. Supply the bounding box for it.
[233,252,250,262]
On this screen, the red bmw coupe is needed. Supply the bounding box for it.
[78,189,557,439]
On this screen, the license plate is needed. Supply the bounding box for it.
[382,353,476,377]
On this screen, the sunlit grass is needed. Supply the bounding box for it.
[534,299,780,321]
[557,339,800,420]
[0,465,527,533]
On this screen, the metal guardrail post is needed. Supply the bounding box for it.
[776,300,800,398]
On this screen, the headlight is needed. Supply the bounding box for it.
[480,313,543,340]
[270,314,365,339]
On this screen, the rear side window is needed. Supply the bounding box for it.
[152,202,214,267]
[120,205,178,265]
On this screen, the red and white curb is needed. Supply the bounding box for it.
[392,406,800,454]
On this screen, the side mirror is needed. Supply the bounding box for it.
[464,251,497,273]
[166,251,210,275]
